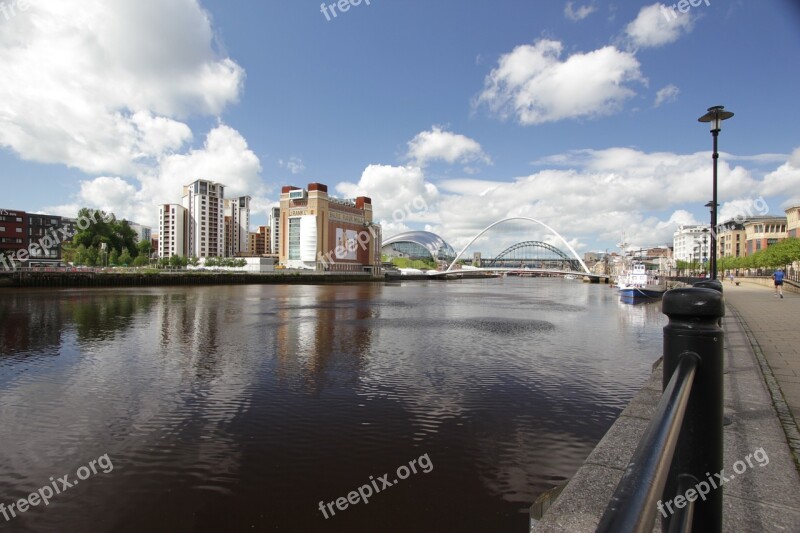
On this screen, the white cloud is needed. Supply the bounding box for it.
[45,125,267,228]
[421,147,761,255]
[406,127,490,167]
[761,147,800,197]
[0,0,244,175]
[475,39,644,125]
[279,157,306,175]
[564,2,596,21]
[654,84,680,107]
[625,3,694,49]
[335,165,439,228]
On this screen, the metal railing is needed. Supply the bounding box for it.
[597,281,725,533]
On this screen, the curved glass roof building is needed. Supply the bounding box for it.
[381,231,455,263]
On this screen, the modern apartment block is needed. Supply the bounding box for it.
[27,214,62,262]
[248,225,269,256]
[0,208,27,259]
[672,225,709,263]
[182,179,225,258]
[278,182,381,271]
[269,206,280,258]
[224,196,251,257]
[716,219,746,258]
[158,204,187,258]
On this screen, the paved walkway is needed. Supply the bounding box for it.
[724,279,800,466]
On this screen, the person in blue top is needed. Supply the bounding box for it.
[772,268,785,298]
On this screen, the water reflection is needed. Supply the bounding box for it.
[0,279,666,532]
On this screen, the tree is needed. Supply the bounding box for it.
[133,255,148,267]
[108,249,120,266]
[119,249,132,266]
[169,255,187,268]
[137,239,152,259]
[188,256,200,267]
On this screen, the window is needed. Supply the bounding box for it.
[0,226,4,232]
[17,228,22,233]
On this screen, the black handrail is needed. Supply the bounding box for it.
[596,352,699,532]
[596,285,725,533]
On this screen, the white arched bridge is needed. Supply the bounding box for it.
[425,217,607,280]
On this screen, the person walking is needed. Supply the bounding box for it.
[773,268,785,298]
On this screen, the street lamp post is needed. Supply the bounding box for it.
[698,106,734,280]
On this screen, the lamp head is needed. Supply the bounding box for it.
[698,105,734,132]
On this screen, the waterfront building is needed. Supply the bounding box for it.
[27,213,62,264]
[158,204,187,258]
[224,196,251,257]
[672,225,708,263]
[182,179,225,258]
[381,231,455,267]
[248,225,269,256]
[786,206,800,238]
[744,216,787,255]
[716,219,746,258]
[269,207,280,257]
[0,208,27,261]
[278,182,381,271]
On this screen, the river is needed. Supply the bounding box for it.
[0,277,666,532]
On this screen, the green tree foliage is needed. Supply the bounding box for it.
[137,239,152,258]
[67,208,140,266]
[119,249,133,266]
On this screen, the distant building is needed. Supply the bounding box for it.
[786,206,800,239]
[381,231,455,266]
[744,216,787,255]
[673,225,709,263]
[158,204,187,258]
[224,196,251,257]
[27,213,62,264]
[183,179,225,258]
[0,208,27,262]
[127,222,152,244]
[279,183,381,271]
[269,206,280,257]
[248,225,269,256]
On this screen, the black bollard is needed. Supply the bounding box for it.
[661,288,725,532]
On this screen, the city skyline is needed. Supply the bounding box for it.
[1,1,799,256]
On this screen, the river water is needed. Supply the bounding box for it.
[0,278,666,532]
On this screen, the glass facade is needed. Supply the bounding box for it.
[288,217,301,260]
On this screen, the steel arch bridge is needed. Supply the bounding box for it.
[485,241,583,271]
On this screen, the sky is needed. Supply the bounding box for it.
[1,0,799,256]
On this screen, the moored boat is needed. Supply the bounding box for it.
[617,262,666,300]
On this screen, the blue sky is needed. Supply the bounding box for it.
[1,0,799,255]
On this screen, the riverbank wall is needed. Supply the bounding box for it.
[0,271,384,288]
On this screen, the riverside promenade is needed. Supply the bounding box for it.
[533,280,800,531]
